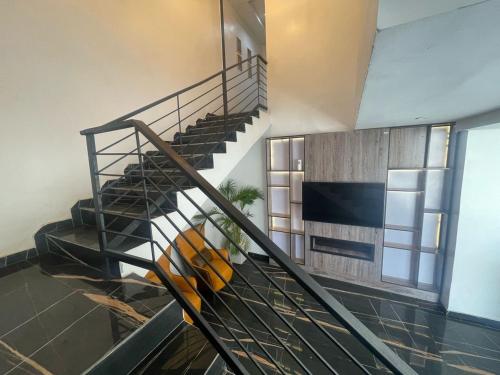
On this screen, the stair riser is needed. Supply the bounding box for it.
[172,131,236,144]
[126,174,194,186]
[78,208,152,238]
[203,109,258,121]
[144,154,214,169]
[103,188,178,211]
[169,142,226,155]
[186,123,246,136]
[47,237,104,268]
[194,117,252,129]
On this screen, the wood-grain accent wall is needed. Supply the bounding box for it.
[304,129,389,284]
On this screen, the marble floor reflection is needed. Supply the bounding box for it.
[200,260,500,375]
[0,252,173,375]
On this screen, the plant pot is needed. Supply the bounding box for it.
[230,251,246,265]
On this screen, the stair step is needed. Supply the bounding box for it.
[168,141,226,155]
[47,224,145,259]
[101,181,179,211]
[80,204,165,220]
[203,110,258,122]
[172,130,236,144]
[194,116,252,129]
[143,153,214,169]
[186,122,246,136]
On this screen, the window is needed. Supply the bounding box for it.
[247,48,252,78]
[236,37,242,71]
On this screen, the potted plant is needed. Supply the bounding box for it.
[193,179,264,264]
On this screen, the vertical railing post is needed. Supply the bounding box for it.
[256,56,261,109]
[219,0,229,139]
[135,129,156,263]
[176,94,182,145]
[85,134,116,277]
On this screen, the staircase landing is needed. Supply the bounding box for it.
[0,252,174,375]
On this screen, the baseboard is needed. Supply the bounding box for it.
[447,311,500,330]
[0,248,38,269]
[248,252,269,262]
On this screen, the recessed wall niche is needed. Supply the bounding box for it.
[266,136,305,264]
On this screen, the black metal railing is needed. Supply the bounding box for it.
[80,56,416,375]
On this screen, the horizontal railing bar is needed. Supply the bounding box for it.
[102,245,255,375]
[150,239,267,375]
[81,55,266,136]
[151,165,370,373]
[229,87,258,113]
[148,244,254,375]
[143,199,290,375]
[226,64,258,85]
[227,74,257,93]
[142,157,363,373]
[127,119,415,375]
[239,97,259,114]
[143,177,339,374]
[227,81,257,104]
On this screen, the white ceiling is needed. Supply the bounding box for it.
[228,0,265,45]
[357,0,500,129]
[377,0,487,29]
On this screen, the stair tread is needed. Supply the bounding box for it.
[48,225,144,252]
[80,204,162,218]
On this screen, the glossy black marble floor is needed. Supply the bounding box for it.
[140,323,222,375]
[198,260,500,375]
[0,252,174,375]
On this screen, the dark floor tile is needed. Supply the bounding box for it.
[2,290,100,358]
[0,340,23,374]
[20,306,139,375]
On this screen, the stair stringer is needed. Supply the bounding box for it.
[120,110,270,276]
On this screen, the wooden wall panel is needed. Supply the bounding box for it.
[388,127,427,168]
[305,129,389,182]
[304,129,389,284]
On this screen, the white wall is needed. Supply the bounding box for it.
[265,0,378,136]
[0,0,262,257]
[204,132,269,256]
[445,127,500,321]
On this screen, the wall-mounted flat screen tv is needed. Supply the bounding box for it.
[302,182,385,228]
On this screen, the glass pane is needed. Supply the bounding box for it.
[382,247,413,284]
[269,187,289,216]
[270,139,289,170]
[292,234,304,264]
[427,126,450,168]
[270,231,290,255]
[268,171,289,186]
[291,203,304,234]
[387,170,422,190]
[290,172,303,202]
[424,170,446,210]
[270,217,289,232]
[418,253,436,289]
[385,191,422,228]
[421,213,441,250]
[290,137,304,171]
[384,229,417,248]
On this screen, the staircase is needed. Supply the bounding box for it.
[40,55,416,374]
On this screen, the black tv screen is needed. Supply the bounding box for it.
[302,182,385,228]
